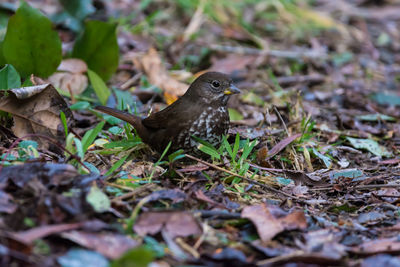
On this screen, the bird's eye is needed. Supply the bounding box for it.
[211,80,220,88]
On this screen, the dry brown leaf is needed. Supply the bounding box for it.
[0,84,73,151]
[133,211,202,238]
[132,48,189,97]
[48,72,88,95]
[48,59,88,95]
[241,203,307,242]
[352,237,400,255]
[61,231,139,259]
[57,59,88,74]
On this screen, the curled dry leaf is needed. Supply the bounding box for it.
[132,47,189,98]
[48,59,88,95]
[0,84,73,151]
[133,211,202,239]
[241,203,307,242]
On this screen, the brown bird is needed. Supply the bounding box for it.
[95,72,241,153]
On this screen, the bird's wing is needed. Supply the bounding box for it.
[142,100,179,129]
[142,97,198,129]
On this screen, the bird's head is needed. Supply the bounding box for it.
[187,72,241,105]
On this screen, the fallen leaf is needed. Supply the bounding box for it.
[241,203,307,242]
[133,211,202,238]
[132,48,189,97]
[86,185,111,213]
[48,72,88,95]
[352,237,400,255]
[57,58,88,74]
[48,58,88,95]
[61,231,139,259]
[12,222,85,244]
[346,137,391,157]
[0,84,73,151]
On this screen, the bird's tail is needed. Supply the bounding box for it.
[94,106,142,128]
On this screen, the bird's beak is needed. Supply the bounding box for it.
[224,84,241,95]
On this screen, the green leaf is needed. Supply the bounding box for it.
[87,69,111,105]
[86,185,110,213]
[312,147,332,168]
[111,246,154,267]
[69,101,90,110]
[222,136,234,160]
[104,140,141,149]
[73,137,84,159]
[59,0,95,20]
[108,126,124,135]
[0,64,20,89]
[60,111,68,137]
[105,155,129,176]
[168,149,185,163]
[3,2,61,78]
[81,121,105,153]
[72,20,119,81]
[240,140,257,162]
[242,92,264,106]
[347,137,391,157]
[232,133,240,157]
[198,144,220,160]
[0,41,5,67]
[84,162,100,174]
[228,108,243,121]
[19,140,38,149]
[54,0,95,32]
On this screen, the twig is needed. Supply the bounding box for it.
[311,184,400,191]
[195,210,241,219]
[120,72,142,90]
[273,105,289,137]
[183,0,205,42]
[208,44,328,60]
[104,181,136,192]
[275,74,325,86]
[257,251,305,266]
[175,237,200,259]
[248,163,285,173]
[185,154,299,200]
[111,183,157,202]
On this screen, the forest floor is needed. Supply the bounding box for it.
[1,0,400,266]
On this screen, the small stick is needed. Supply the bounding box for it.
[185,154,299,200]
[208,44,328,59]
[273,105,289,137]
[310,184,400,191]
[111,183,157,202]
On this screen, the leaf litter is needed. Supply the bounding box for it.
[1,0,400,266]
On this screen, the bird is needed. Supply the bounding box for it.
[95,72,241,153]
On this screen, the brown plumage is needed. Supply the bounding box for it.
[95,72,241,153]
